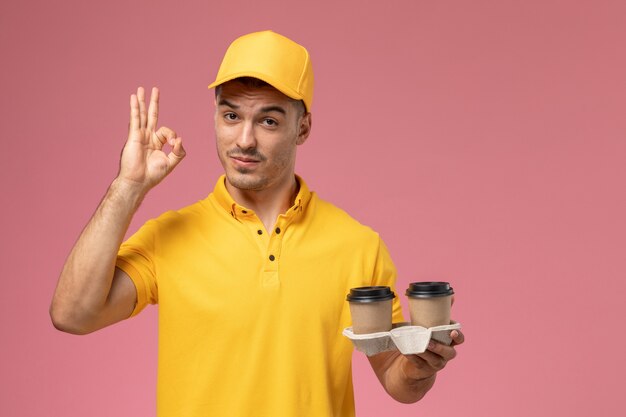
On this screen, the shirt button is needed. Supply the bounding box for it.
[269,254,275,261]
[257,230,263,235]
[275,227,281,234]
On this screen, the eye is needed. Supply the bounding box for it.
[261,118,277,127]
[224,112,238,121]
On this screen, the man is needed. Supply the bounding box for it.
[51,30,463,416]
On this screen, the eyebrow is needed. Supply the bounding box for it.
[218,99,287,116]
[218,99,239,109]
[259,105,286,115]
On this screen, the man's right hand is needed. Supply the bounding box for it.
[118,87,186,192]
[50,87,186,335]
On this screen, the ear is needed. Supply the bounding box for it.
[296,113,312,145]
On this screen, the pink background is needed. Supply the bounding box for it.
[1,0,625,415]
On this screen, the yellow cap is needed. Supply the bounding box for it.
[208,30,314,111]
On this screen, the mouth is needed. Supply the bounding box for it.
[229,154,262,170]
[231,156,260,163]
[228,149,265,165]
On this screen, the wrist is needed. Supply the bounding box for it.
[110,177,149,207]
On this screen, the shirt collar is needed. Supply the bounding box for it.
[211,174,312,220]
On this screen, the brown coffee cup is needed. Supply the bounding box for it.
[405,282,454,328]
[347,286,395,334]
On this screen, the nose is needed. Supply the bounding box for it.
[236,120,256,150]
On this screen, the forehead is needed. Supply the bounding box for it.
[217,81,294,111]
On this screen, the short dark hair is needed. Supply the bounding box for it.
[215,77,306,116]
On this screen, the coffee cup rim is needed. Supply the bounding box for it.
[346,286,395,303]
[405,281,454,298]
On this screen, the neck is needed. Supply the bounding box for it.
[226,175,299,233]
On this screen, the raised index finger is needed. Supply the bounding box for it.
[147,87,159,131]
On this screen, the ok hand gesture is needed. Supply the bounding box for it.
[118,87,185,191]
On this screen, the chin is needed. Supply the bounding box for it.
[225,171,266,191]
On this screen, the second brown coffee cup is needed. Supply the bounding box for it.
[406,282,454,328]
[347,286,395,334]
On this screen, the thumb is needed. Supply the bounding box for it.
[167,137,186,169]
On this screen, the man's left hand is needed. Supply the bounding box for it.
[401,329,465,382]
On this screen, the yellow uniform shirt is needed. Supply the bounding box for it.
[116,175,404,417]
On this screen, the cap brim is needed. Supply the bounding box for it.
[208,72,306,108]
